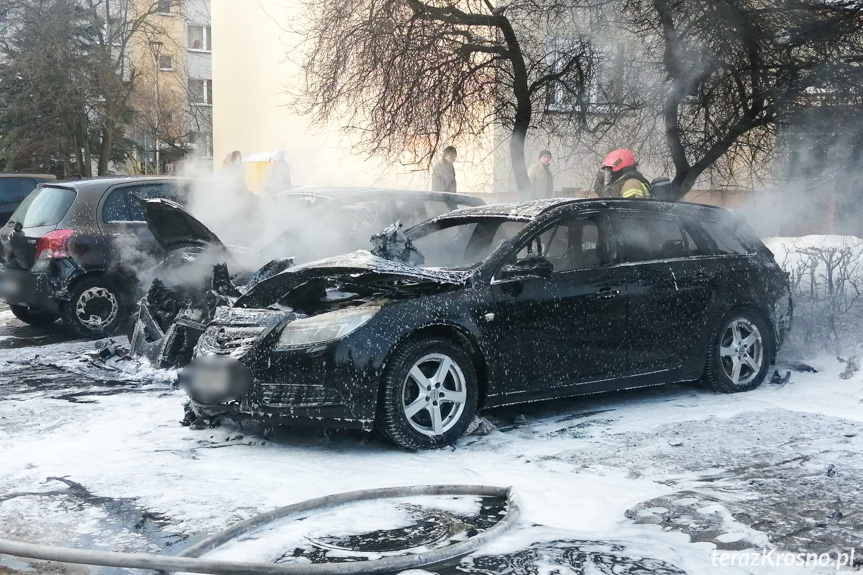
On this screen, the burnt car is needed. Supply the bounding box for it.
[125,189,485,365]
[180,198,792,450]
[217,187,487,265]
[0,177,195,337]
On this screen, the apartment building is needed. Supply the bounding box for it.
[129,0,213,173]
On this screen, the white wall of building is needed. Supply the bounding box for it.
[211,0,494,194]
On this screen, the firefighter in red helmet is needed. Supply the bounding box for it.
[594,149,652,199]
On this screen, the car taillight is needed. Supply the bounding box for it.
[36,229,74,260]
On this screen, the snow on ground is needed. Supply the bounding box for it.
[1,305,862,574]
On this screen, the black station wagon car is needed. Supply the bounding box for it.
[179,199,793,450]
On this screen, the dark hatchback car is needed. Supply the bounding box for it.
[180,199,792,450]
[0,174,57,226]
[0,177,193,337]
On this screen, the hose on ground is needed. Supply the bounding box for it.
[0,484,519,575]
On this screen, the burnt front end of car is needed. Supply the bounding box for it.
[180,304,387,431]
[179,250,470,432]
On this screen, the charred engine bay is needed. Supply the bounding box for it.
[127,247,459,369]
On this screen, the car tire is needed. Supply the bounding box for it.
[8,304,58,326]
[61,275,130,339]
[377,338,478,450]
[705,309,773,394]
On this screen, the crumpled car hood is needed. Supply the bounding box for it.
[235,250,471,309]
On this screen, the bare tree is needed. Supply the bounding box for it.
[613,0,863,198]
[0,0,182,176]
[298,0,597,195]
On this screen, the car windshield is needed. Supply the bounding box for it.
[14,186,76,228]
[410,217,528,269]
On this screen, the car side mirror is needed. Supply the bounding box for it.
[499,256,554,281]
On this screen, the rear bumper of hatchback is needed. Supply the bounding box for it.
[0,265,59,313]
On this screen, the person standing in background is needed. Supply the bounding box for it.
[222,150,247,194]
[431,146,458,193]
[267,150,292,193]
[528,149,554,199]
[223,150,242,168]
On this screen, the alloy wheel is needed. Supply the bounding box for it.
[75,286,119,329]
[719,318,764,386]
[401,353,467,437]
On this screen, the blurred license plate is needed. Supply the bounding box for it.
[0,275,19,298]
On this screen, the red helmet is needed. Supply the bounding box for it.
[602,149,636,172]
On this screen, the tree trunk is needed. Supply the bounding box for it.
[98,125,113,176]
[498,16,532,199]
[78,116,92,178]
[61,153,71,180]
[72,134,85,178]
[510,119,530,199]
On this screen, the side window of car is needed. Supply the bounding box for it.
[699,218,750,255]
[681,221,711,256]
[617,214,691,263]
[102,189,132,222]
[395,199,430,227]
[103,184,176,223]
[338,200,399,237]
[513,216,607,273]
[124,184,176,221]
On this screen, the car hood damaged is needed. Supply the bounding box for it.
[127,264,238,367]
[128,258,295,368]
[234,250,471,312]
[127,229,466,369]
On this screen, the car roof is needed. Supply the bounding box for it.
[269,186,485,206]
[432,197,731,222]
[44,176,194,200]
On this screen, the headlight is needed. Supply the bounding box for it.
[277,305,380,347]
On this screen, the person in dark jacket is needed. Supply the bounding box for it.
[528,149,554,199]
[594,149,651,199]
[431,146,458,193]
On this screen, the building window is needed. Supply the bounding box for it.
[187,25,212,51]
[156,1,172,15]
[188,79,212,105]
[158,54,173,71]
[545,39,625,114]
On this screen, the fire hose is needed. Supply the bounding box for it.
[0,484,519,575]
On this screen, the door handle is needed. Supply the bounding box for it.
[594,288,620,300]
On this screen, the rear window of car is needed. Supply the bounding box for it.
[16,186,76,228]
